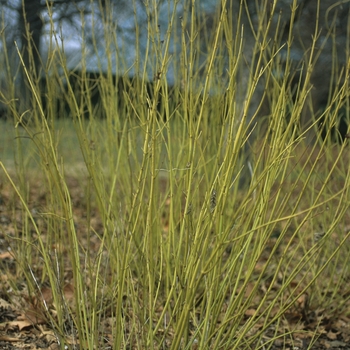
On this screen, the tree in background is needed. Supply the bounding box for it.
[218,0,350,140]
[18,0,43,80]
[1,0,349,139]
[0,0,138,112]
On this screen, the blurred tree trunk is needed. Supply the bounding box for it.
[18,0,44,110]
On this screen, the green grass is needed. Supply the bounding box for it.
[0,1,350,349]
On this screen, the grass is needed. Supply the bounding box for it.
[0,1,350,349]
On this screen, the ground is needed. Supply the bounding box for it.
[1,151,350,349]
